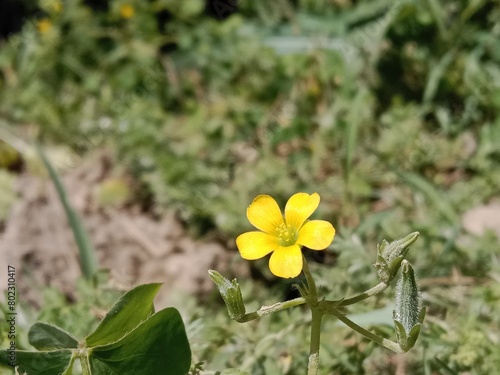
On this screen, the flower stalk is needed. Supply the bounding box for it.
[301,257,322,375]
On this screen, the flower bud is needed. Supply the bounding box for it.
[393,260,425,352]
[208,270,246,321]
[374,232,419,283]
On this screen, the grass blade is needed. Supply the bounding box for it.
[36,144,98,280]
[400,172,459,224]
[344,87,369,197]
[423,49,456,103]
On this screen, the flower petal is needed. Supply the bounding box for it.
[236,231,279,260]
[297,220,335,250]
[246,195,284,235]
[284,192,320,231]
[268,245,303,278]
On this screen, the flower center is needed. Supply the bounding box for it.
[276,223,298,246]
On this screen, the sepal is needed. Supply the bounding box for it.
[394,308,426,352]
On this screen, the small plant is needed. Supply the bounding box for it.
[210,192,425,374]
[0,284,191,375]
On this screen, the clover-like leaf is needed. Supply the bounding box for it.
[0,349,74,375]
[85,283,162,347]
[28,323,78,351]
[88,307,191,375]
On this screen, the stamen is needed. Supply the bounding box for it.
[276,223,297,246]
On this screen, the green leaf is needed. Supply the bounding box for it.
[28,322,79,350]
[85,283,162,347]
[89,307,191,375]
[0,349,73,375]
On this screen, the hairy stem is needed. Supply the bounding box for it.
[334,314,404,353]
[235,297,306,323]
[307,309,323,375]
[302,257,323,375]
[338,281,389,306]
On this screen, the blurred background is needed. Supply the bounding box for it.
[1,0,500,374]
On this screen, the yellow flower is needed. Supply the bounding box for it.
[120,4,135,19]
[52,1,63,13]
[236,192,335,279]
[44,0,63,13]
[36,19,52,33]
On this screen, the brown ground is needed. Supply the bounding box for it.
[0,150,236,309]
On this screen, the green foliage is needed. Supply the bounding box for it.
[2,2,499,241]
[28,323,78,350]
[0,284,191,375]
[2,0,499,237]
[85,283,160,347]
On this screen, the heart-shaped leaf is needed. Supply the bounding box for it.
[88,307,191,375]
[0,349,73,375]
[28,322,79,350]
[86,283,162,347]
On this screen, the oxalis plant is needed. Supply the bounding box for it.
[0,284,191,374]
[210,192,425,375]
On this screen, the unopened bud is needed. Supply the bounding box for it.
[374,232,419,283]
[208,270,246,321]
[393,260,425,352]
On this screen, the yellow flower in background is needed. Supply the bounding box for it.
[42,0,63,13]
[236,193,335,278]
[40,0,62,13]
[36,18,52,33]
[120,4,135,19]
[52,1,63,13]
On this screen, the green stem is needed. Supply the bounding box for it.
[302,256,318,297]
[257,297,306,316]
[338,281,389,307]
[334,314,404,353]
[80,350,91,375]
[236,297,306,322]
[307,309,323,375]
[302,257,323,375]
